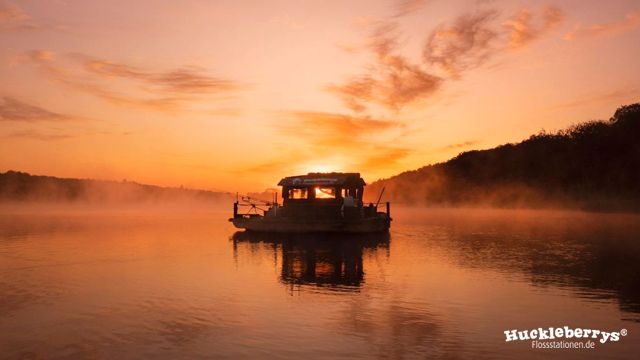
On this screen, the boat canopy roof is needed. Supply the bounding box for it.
[277,172,366,187]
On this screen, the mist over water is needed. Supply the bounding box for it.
[1,208,639,359]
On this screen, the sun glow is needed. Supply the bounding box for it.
[302,163,338,174]
[299,156,351,174]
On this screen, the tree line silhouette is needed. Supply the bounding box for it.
[367,103,640,211]
[0,171,230,204]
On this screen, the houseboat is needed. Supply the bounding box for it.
[229,172,391,233]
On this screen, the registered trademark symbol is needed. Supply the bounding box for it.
[620,329,627,336]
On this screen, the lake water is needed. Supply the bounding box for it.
[1,208,639,359]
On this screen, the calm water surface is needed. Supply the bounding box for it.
[1,208,639,359]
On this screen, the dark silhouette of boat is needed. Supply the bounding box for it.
[230,172,391,233]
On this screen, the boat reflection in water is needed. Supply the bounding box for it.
[231,231,390,291]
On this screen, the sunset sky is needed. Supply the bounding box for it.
[1,0,639,192]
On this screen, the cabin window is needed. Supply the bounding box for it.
[342,188,356,198]
[314,187,336,199]
[288,188,308,199]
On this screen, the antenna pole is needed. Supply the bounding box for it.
[375,187,386,209]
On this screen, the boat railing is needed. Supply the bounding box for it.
[233,195,277,218]
[363,201,391,219]
[232,195,391,220]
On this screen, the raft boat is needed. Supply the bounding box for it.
[229,172,391,233]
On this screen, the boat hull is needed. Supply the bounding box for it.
[229,214,390,233]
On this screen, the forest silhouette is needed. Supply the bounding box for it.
[366,103,640,211]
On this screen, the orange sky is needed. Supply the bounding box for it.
[1,0,639,192]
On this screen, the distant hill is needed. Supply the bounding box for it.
[366,103,640,211]
[0,171,232,205]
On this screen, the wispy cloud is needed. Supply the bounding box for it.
[287,111,411,170]
[0,96,72,122]
[79,55,239,95]
[357,146,410,168]
[504,6,563,49]
[4,129,76,141]
[241,111,410,174]
[330,5,563,114]
[424,10,499,77]
[278,111,403,148]
[440,140,479,151]
[393,0,428,18]
[564,10,640,40]
[0,0,62,32]
[328,22,442,112]
[23,50,243,113]
[0,0,34,31]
